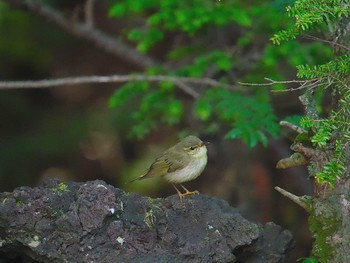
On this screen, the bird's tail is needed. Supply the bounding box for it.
[126,159,166,184]
[126,172,147,184]
[126,177,141,184]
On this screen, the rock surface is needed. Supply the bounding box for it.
[0,180,294,262]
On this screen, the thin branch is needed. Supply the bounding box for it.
[239,76,329,94]
[238,78,321,93]
[175,81,200,99]
[280,121,306,134]
[238,78,307,87]
[274,186,311,211]
[0,74,236,98]
[0,75,232,89]
[8,0,157,69]
[302,34,350,52]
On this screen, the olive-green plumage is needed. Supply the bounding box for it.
[129,135,207,184]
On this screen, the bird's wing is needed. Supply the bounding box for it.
[162,150,188,173]
[128,156,169,183]
[128,147,188,182]
[134,156,169,180]
[140,150,187,180]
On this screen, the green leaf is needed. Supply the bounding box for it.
[163,100,183,124]
[167,46,200,60]
[237,33,253,47]
[300,117,311,129]
[283,115,304,126]
[201,89,280,147]
[108,4,126,17]
[108,82,149,108]
[160,81,174,91]
[230,9,251,27]
[128,29,143,41]
[136,28,164,52]
[195,100,212,121]
[256,131,269,147]
[216,56,232,71]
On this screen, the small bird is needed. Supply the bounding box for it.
[129,135,208,201]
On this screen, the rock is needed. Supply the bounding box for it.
[0,180,294,262]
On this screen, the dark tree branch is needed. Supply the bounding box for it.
[1,0,242,99]
[6,0,157,69]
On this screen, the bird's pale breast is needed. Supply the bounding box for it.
[164,146,207,183]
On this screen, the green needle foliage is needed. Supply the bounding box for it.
[195,89,280,147]
[271,0,350,45]
[108,0,332,147]
[273,0,350,186]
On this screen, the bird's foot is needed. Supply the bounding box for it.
[172,184,199,202]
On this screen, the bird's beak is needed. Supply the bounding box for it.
[199,141,209,147]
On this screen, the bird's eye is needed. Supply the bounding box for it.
[190,146,196,150]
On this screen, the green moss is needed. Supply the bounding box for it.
[297,257,318,263]
[0,198,8,204]
[145,196,154,205]
[144,197,163,228]
[308,198,341,262]
[0,237,12,248]
[15,200,25,206]
[53,182,69,195]
[144,208,155,228]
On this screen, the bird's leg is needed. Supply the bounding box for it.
[172,184,184,202]
[180,184,199,196]
[172,184,199,202]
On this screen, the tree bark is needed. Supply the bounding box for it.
[278,90,350,262]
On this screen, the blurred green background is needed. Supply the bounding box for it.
[0,0,334,261]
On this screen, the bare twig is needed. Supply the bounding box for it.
[0,74,235,98]
[280,121,306,134]
[274,186,311,211]
[7,0,157,69]
[238,78,307,87]
[302,34,350,52]
[239,77,328,94]
[239,78,319,92]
